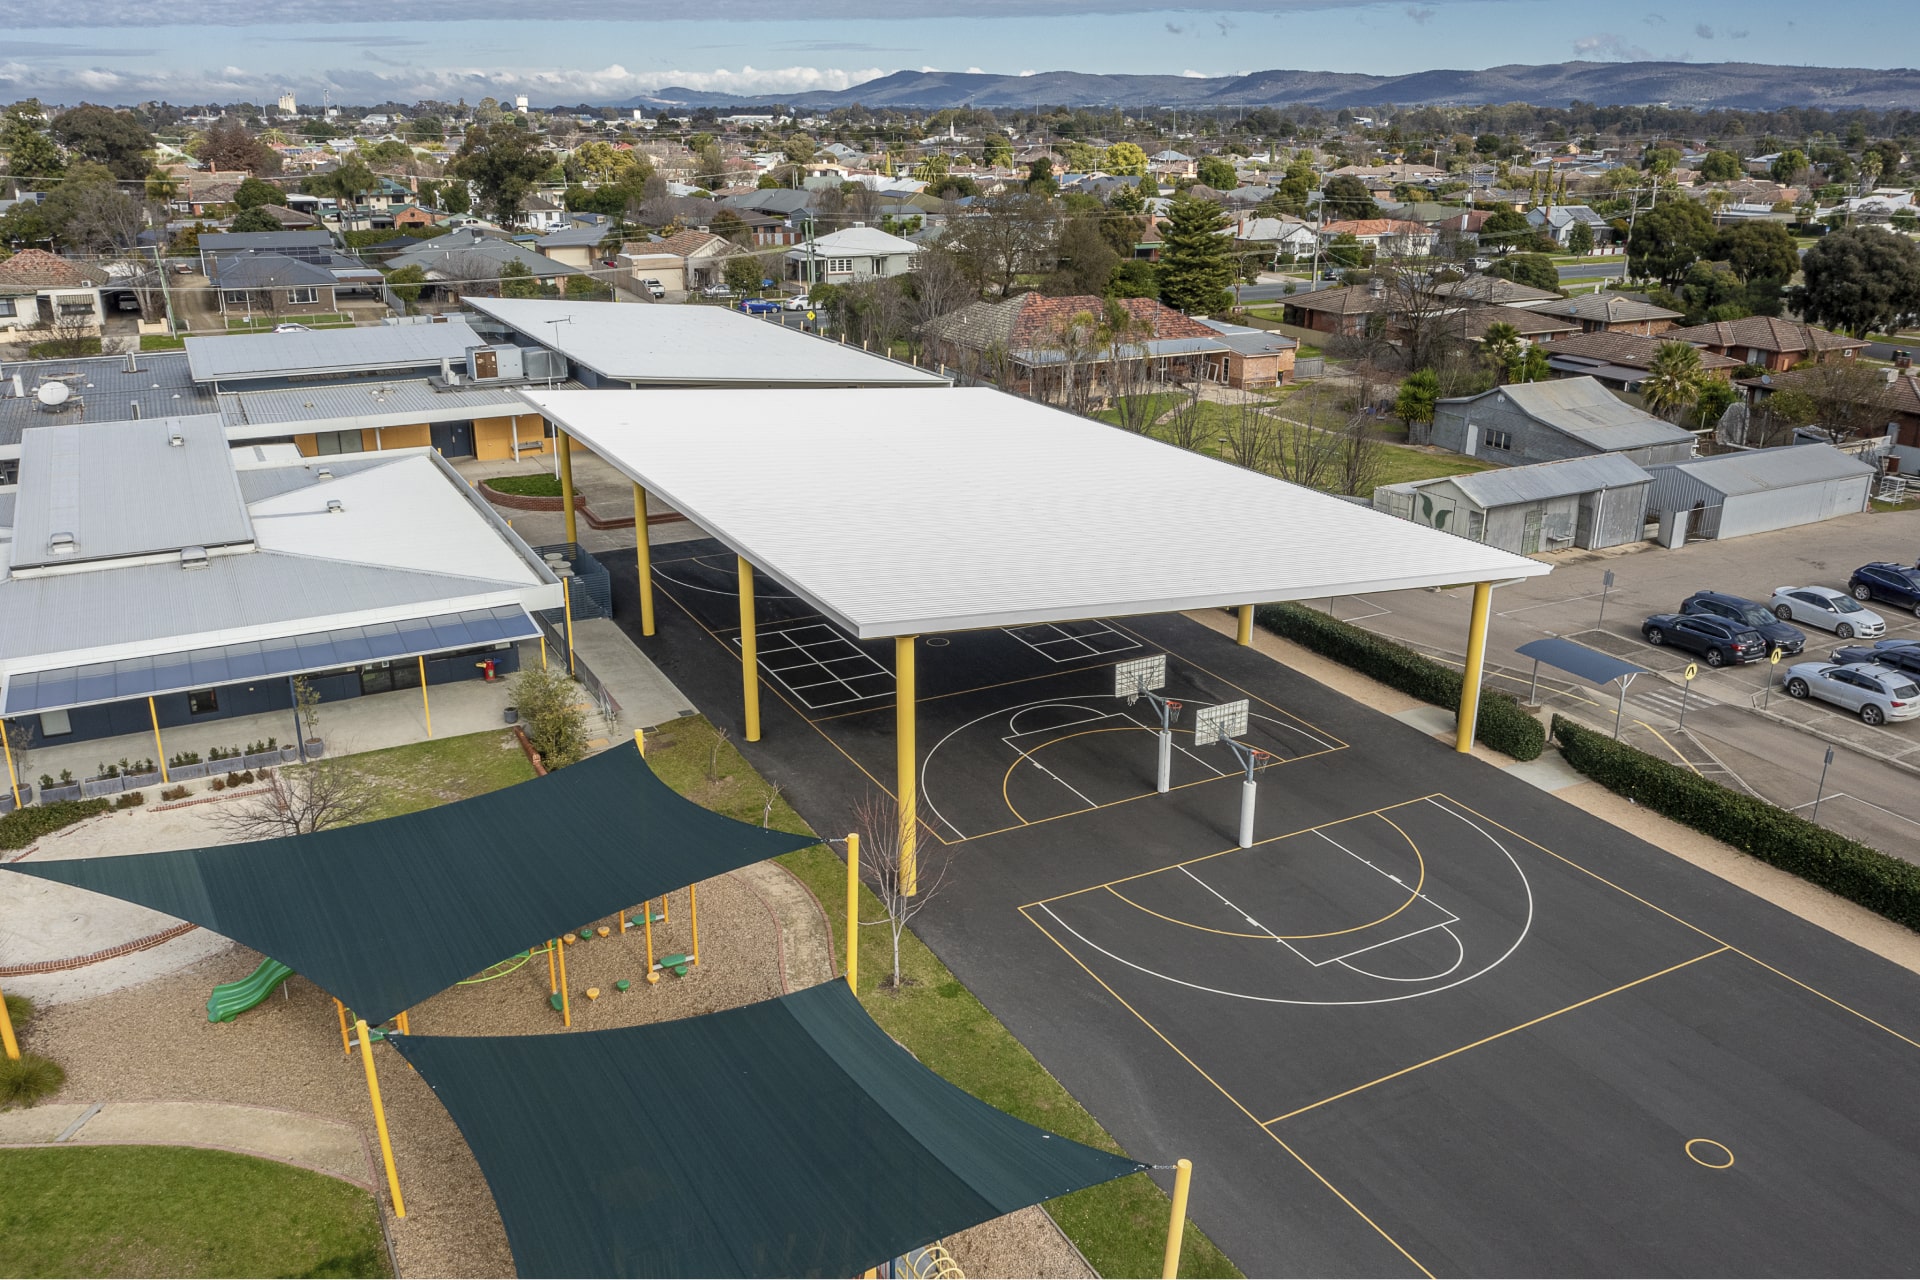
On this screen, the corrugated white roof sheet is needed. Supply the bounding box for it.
[467,298,948,387]
[1444,453,1652,507]
[185,318,484,383]
[1653,442,1875,496]
[522,387,1551,639]
[218,378,563,438]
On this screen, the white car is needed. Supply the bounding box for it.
[1785,661,1920,725]
[781,294,813,312]
[273,322,311,333]
[1770,586,1886,639]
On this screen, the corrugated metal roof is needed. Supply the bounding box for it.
[1444,453,1653,507]
[520,386,1551,640]
[11,416,252,570]
[185,318,484,383]
[0,352,215,448]
[1453,377,1696,451]
[469,298,948,387]
[218,377,573,438]
[1652,443,1876,497]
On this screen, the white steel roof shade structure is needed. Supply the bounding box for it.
[522,387,1552,640]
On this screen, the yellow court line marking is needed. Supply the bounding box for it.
[1101,811,1428,941]
[997,723,1289,828]
[1262,947,1731,1126]
[1724,947,1920,1053]
[1685,1138,1735,1169]
[1023,796,1442,909]
[1111,617,1352,751]
[1022,905,1435,1279]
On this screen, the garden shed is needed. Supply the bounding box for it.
[1374,453,1652,553]
[1644,443,1875,541]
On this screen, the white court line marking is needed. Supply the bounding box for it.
[1786,792,1920,829]
[653,557,806,601]
[1004,621,1143,663]
[1496,590,1606,617]
[734,623,893,711]
[1332,595,1394,623]
[1039,804,1535,1006]
[1007,703,1111,736]
[1337,925,1467,983]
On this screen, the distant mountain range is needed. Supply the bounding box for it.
[622,61,1920,112]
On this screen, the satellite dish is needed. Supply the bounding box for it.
[36,381,71,407]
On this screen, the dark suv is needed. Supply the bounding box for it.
[1830,639,1920,679]
[1642,613,1769,666]
[1680,591,1805,655]
[1849,562,1920,612]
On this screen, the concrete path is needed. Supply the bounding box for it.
[0,1100,375,1189]
[569,617,697,734]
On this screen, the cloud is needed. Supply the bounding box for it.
[1572,32,1653,61]
[1728,28,1749,39]
[1165,20,1185,33]
[264,34,428,45]
[7,38,155,57]
[1694,23,1714,39]
[1404,6,1434,23]
[1642,12,1664,24]
[1214,15,1235,36]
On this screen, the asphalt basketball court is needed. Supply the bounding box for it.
[611,537,1920,1277]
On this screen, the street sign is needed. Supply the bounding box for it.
[1770,648,1784,665]
[1683,663,1698,681]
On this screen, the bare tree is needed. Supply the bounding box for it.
[213,761,375,839]
[1159,378,1208,452]
[945,191,1057,298]
[1051,306,1103,417]
[1767,363,1900,444]
[1334,411,1388,497]
[852,790,948,990]
[906,246,978,361]
[1270,385,1344,489]
[1222,396,1276,470]
[22,308,98,358]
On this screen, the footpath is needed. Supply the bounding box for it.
[0,1101,375,1189]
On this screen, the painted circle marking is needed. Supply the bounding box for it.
[925,636,951,648]
[1685,1138,1734,1169]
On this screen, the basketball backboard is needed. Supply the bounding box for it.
[1114,654,1167,704]
[1193,699,1249,746]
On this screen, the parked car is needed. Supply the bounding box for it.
[737,297,781,314]
[272,322,311,333]
[700,283,733,298]
[1679,591,1804,655]
[1829,640,1920,680]
[1769,586,1886,638]
[1784,661,1920,725]
[1641,613,1768,666]
[639,278,666,299]
[781,293,813,312]
[1849,562,1920,612]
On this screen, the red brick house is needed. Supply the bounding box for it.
[1660,317,1868,372]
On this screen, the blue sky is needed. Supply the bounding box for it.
[0,0,1904,106]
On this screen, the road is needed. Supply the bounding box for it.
[1320,503,1920,857]
[1557,258,1627,282]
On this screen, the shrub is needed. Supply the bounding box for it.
[1551,715,1920,930]
[1255,603,1545,761]
[5,993,34,1030]
[511,665,589,769]
[210,778,227,792]
[0,799,111,850]
[160,785,191,802]
[113,792,145,810]
[227,772,245,787]
[487,473,566,499]
[0,1053,66,1108]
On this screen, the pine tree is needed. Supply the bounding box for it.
[1158,195,1234,315]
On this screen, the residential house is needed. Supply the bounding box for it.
[386,230,584,298]
[168,170,248,217]
[1149,150,1196,179]
[786,226,920,285]
[1528,294,1681,336]
[0,250,110,337]
[1429,275,1564,308]
[198,230,335,277]
[536,222,619,272]
[619,230,735,294]
[1736,364,1918,464]
[391,204,444,230]
[1527,205,1612,249]
[1431,306,1580,347]
[1192,317,1298,387]
[1660,317,1868,372]
[253,204,321,230]
[516,193,569,233]
[1374,452,1654,552]
[1320,219,1437,256]
[1427,376,1698,465]
[1282,283,1394,338]
[1230,214,1318,263]
[1539,331,1741,396]
[209,252,339,317]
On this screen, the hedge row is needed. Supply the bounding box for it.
[0,799,111,851]
[1255,603,1545,761]
[1551,715,1920,932]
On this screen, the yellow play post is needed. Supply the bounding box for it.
[355,1018,406,1218]
[0,718,19,810]
[896,636,918,895]
[556,934,572,1027]
[1455,582,1493,754]
[417,657,431,737]
[845,833,860,993]
[395,1011,411,1035]
[539,634,548,670]
[644,904,654,974]
[562,578,576,675]
[634,727,646,757]
[737,557,761,742]
[1161,1158,1193,1279]
[334,999,350,1055]
[633,484,656,637]
[557,430,577,546]
[147,698,170,783]
[1235,605,1253,646]
[689,885,700,966]
[546,939,557,996]
[0,980,20,1060]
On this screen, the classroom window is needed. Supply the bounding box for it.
[188,689,219,715]
[312,430,361,455]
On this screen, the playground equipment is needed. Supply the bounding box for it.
[206,957,294,1023]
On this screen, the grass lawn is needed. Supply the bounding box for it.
[224,314,357,332]
[138,334,187,351]
[485,473,565,498]
[642,715,1241,1279]
[0,1145,389,1278]
[345,729,537,822]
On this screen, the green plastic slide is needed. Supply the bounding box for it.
[206,958,295,1023]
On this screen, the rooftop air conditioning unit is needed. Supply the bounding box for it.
[326,499,345,514]
[316,466,334,480]
[47,532,76,556]
[466,344,525,381]
[168,429,185,446]
[180,545,209,570]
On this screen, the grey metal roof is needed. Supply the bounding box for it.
[1447,377,1696,451]
[209,252,338,289]
[218,377,575,439]
[11,416,251,570]
[198,230,333,253]
[186,318,484,383]
[1443,453,1652,508]
[1649,443,1875,497]
[1193,317,1298,356]
[388,234,582,279]
[537,224,615,248]
[0,352,215,449]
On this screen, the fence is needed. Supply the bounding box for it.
[532,543,612,620]
[531,610,624,725]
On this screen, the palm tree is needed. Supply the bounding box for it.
[1641,341,1705,422]
[1481,320,1522,383]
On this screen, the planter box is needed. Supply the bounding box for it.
[243,751,281,772]
[281,745,299,764]
[303,739,326,759]
[81,775,126,798]
[123,770,163,790]
[39,782,82,804]
[170,761,211,781]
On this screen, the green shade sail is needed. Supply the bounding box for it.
[391,981,1149,1277]
[5,741,814,1023]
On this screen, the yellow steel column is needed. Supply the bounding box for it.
[557,429,578,546]
[556,933,572,1027]
[737,557,761,742]
[0,980,20,1060]
[562,579,576,675]
[1235,605,1254,646]
[1455,582,1494,754]
[633,484,656,637]
[417,656,431,737]
[147,698,170,783]
[0,719,19,810]
[1161,1158,1193,1279]
[845,833,860,993]
[355,1019,406,1217]
[335,999,351,1055]
[689,885,700,966]
[896,636,918,896]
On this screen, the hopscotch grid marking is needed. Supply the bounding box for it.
[732,620,893,712]
[1004,621,1144,662]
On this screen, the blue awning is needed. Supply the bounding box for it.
[1515,637,1648,688]
[2,604,538,715]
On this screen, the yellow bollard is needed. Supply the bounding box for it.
[689,885,700,966]
[418,656,431,737]
[556,931,572,1027]
[355,1019,406,1218]
[845,833,860,993]
[1161,1158,1192,1279]
[1455,582,1493,754]
[0,981,20,1060]
[335,999,351,1056]
[1235,605,1253,646]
